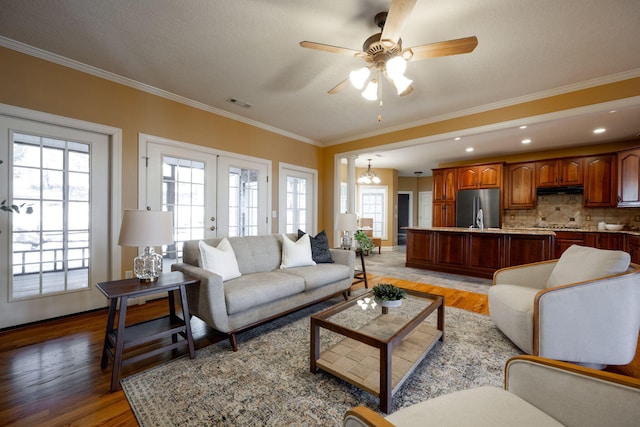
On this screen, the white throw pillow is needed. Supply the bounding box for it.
[280,233,316,269]
[546,244,630,288]
[199,239,242,281]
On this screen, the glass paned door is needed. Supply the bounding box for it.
[279,165,316,234]
[0,116,109,329]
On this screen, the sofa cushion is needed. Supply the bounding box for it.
[281,263,351,290]
[488,284,539,354]
[280,233,316,269]
[384,386,563,427]
[224,272,305,315]
[298,229,334,263]
[198,239,242,281]
[546,244,630,288]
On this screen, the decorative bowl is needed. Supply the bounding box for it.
[605,224,624,231]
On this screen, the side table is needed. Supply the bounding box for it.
[352,248,368,289]
[97,271,199,392]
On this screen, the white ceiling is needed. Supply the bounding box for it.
[1,0,640,175]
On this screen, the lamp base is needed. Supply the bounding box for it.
[133,246,163,282]
[341,234,353,250]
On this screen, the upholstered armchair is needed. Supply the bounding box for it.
[489,244,640,369]
[343,355,640,427]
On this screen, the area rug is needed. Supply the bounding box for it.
[122,296,522,426]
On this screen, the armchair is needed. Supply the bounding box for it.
[343,355,640,427]
[488,244,640,368]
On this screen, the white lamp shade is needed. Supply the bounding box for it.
[349,67,370,89]
[118,210,174,247]
[335,213,358,232]
[361,79,378,101]
[386,56,407,79]
[392,74,413,95]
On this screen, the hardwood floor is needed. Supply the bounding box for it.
[0,274,636,426]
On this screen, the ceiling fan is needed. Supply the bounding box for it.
[300,0,478,98]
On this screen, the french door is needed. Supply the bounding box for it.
[0,116,110,328]
[279,163,317,234]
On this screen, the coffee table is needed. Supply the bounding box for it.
[310,289,444,413]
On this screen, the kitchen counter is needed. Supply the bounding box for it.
[405,226,555,235]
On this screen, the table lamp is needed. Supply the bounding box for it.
[335,213,358,250]
[118,209,174,282]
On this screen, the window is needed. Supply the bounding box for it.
[285,175,308,233]
[228,166,259,237]
[359,186,387,238]
[11,133,90,298]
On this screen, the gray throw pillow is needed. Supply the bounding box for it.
[298,229,334,263]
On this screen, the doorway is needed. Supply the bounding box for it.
[397,191,413,245]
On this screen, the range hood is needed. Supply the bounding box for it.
[536,185,584,195]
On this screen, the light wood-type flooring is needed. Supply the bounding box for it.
[0,272,637,426]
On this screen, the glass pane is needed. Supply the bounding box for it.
[13,166,40,199]
[69,150,90,173]
[13,142,40,167]
[68,172,89,201]
[43,147,64,170]
[42,169,64,200]
[69,202,89,230]
[42,202,63,231]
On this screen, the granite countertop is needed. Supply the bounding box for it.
[404,227,640,236]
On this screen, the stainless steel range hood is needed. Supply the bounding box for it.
[536,185,584,195]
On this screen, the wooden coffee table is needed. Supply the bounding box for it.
[310,289,444,413]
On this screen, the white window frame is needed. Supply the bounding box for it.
[278,162,318,234]
[358,185,388,240]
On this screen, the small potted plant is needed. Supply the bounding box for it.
[372,283,407,308]
[354,230,375,255]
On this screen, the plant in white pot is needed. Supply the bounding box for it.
[372,283,407,308]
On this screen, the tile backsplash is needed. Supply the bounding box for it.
[503,194,640,230]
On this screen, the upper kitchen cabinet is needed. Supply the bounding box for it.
[432,168,457,202]
[457,163,503,190]
[535,157,583,187]
[618,147,640,207]
[583,155,617,207]
[505,162,536,209]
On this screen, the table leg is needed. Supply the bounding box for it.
[380,343,392,414]
[179,285,195,359]
[101,298,118,369]
[168,290,178,344]
[359,249,368,289]
[111,295,128,392]
[310,318,320,373]
[438,301,445,341]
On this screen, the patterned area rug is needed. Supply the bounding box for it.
[121,295,521,426]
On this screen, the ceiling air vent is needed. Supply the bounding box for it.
[226,98,253,109]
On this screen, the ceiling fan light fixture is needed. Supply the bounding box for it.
[349,67,371,89]
[392,74,413,95]
[386,56,406,79]
[361,79,379,101]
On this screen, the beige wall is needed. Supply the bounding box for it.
[0,47,323,274]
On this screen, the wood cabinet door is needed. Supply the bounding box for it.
[553,231,585,257]
[457,167,479,190]
[504,235,553,266]
[432,169,444,201]
[618,148,640,206]
[468,233,503,272]
[627,235,640,264]
[435,232,466,267]
[584,155,616,207]
[478,164,502,188]
[559,158,583,185]
[506,163,536,208]
[536,160,558,187]
[443,202,456,226]
[406,230,433,263]
[432,202,444,227]
[432,168,457,201]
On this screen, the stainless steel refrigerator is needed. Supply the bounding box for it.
[455,188,501,228]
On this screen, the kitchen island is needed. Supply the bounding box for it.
[405,227,555,279]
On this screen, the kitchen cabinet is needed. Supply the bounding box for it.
[536,157,583,187]
[553,231,585,257]
[457,163,503,190]
[627,235,640,264]
[435,232,467,268]
[505,162,536,209]
[468,233,504,275]
[432,202,456,227]
[584,232,626,250]
[617,147,640,207]
[406,229,434,264]
[432,168,457,202]
[504,234,554,266]
[583,155,617,207]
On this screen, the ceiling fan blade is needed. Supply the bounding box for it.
[300,41,363,57]
[328,76,351,94]
[380,0,417,47]
[405,36,478,61]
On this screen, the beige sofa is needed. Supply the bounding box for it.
[343,355,640,427]
[171,233,355,350]
[489,245,640,368]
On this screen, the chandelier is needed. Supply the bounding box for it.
[358,159,381,184]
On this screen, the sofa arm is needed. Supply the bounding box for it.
[171,263,230,332]
[506,355,640,427]
[343,406,394,427]
[533,272,640,364]
[493,260,557,289]
[330,248,356,271]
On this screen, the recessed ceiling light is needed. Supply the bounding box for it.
[593,128,606,134]
[609,110,617,113]
[466,147,474,152]
[521,139,532,144]
[519,125,527,129]
[454,137,461,141]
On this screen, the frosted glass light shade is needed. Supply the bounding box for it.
[361,80,378,101]
[349,67,370,89]
[392,74,413,95]
[386,56,407,79]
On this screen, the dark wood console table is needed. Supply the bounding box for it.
[97,271,199,391]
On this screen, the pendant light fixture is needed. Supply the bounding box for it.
[358,159,381,184]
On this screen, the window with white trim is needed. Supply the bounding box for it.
[359,186,387,238]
